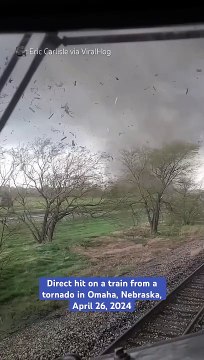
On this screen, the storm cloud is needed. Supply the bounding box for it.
[0,32,204,178]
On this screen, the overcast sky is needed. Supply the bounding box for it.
[0,32,204,181]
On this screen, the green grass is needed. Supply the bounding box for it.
[179,224,204,237]
[0,210,134,339]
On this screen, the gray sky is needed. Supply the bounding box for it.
[1,32,204,180]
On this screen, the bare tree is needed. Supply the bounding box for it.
[10,138,106,243]
[121,142,199,234]
[164,176,204,225]
[0,147,16,273]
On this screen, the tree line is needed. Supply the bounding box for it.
[0,138,203,252]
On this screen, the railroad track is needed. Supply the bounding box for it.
[101,262,204,355]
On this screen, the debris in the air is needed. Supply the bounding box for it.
[94,102,99,104]
[34,80,37,84]
[155,74,158,76]
[0,93,8,98]
[51,128,60,133]
[144,87,150,90]
[58,123,61,125]
[153,86,157,91]
[49,113,54,119]
[115,97,118,104]
[99,82,104,85]
[118,132,123,136]
[34,97,41,100]
[115,77,119,80]
[10,130,14,134]
[72,140,75,147]
[29,107,35,112]
[186,88,189,95]
[55,82,63,87]
[74,81,77,86]
[48,85,52,90]
[30,87,38,93]
[196,69,202,72]
[61,103,74,117]
[61,136,67,141]
[69,132,74,136]
[9,78,13,83]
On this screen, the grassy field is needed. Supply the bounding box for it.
[0,210,135,339]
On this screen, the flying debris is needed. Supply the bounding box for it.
[118,132,124,136]
[34,80,37,84]
[153,86,157,91]
[115,77,119,80]
[0,93,8,98]
[48,85,52,90]
[74,81,77,86]
[99,82,104,85]
[186,88,189,95]
[61,136,67,141]
[144,87,150,90]
[29,107,35,113]
[69,132,75,136]
[61,103,74,117]
[94,102,99,104]
[154,74,158,77]
[10,130,14,134]
[58,123,61,125]
[196,69,202,72]
[49,113,54,119]
[30,87,38,93]
[115,97,118,104]
[9,78,13,83]
[72,140,75,147]
[55,82,63,87]
[51,128,60,133]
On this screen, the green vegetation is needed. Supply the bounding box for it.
[0,210,133,339]
[1,138,204,342]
